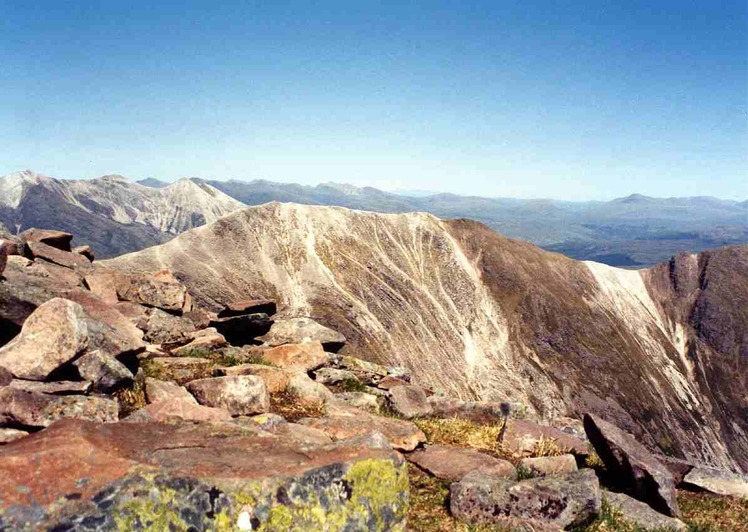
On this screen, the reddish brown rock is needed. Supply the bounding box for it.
[584,413,680,517]
[20,228,73,251]
[26,241,92,270]
[144,377,197,404]
[0,298,89,380]
[518,454,578,478]
[124,398,231,423]
[72,245,94,261]
[216,363,290,393]
[84,271,119,304]
[407,444,517,482]
[377,375,410,390]
[186,375,270,415]
[0,366,11,386]
[387,385,432,419]
[0,388,118,429]
[218,298,277,317]
[300,406,426,451]
[263,341,329,372]
[171,327,227,355]
[0,419,408,530]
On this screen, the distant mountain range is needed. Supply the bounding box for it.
[1,170,745,265]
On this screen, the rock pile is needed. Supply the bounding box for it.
[0,229,745,530]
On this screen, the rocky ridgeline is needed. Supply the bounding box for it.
[0,230,746,531]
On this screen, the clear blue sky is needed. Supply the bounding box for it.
[1,1,746,200]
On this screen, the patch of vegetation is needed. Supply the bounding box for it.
[678,490,748,532]
[173,346,271,367]
[585,449,606,469]
[333,377,369,393]
[571,498,647,532]
[114,378,147,416]
[269,391,324,422]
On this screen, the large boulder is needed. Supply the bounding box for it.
[20,228,73,251]
[605,491,687,531]
[186,376,270,416]
[0,388,118,429]
[407,444,517,482]
[73,350,134,393]
[387,385,432,419]
[112,269,190,314]
[141,308,197,345]
[682,466,748,498]
[0,419,409,531]
[258,317,347,352]
[584,413,680,517]
[450,469,601,530]
[300,406,426,451]
[0,298,88,380]
[263,341,329,372]
[209,313,273,345]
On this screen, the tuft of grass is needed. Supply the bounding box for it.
[414,417,517,462]
[173,346,272,367]
[585,449,606,469]
[678,490,748,532]
[269,391,324,422]
[334,377,369,393]
[572,498,646,532]
[530,436,570,458]
[114,378,147,417]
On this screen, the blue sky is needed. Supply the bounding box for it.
[1,1,745,200]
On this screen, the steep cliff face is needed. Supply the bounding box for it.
[107,203,747,471]
[0,171,244,257]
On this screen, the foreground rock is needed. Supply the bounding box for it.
[25,241,92,270]
[406,444,517,482]
[450,469,601,530]
[144,377,197,404]
[0,419,409,530]
[301,406,426,451]
[584,413,680,517]
[0,298,88,380]
[186,375,270,415]
[605,491,687,531]
[0,388,118,428]
[682,466,748,498]
[258,317,347,352]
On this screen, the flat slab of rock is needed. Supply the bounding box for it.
[20,228,73,251]
[0,388,118,429]
[0,298,89,380]
[186,375,270,415]
[450,469,601,530]
[84,271,119,304]
[388,385,432,419]
[518,454,578,478]
[314,367,359,385]
[606,491,687,531]
[8,379,92,395]
[258,317,346,352]
[0,427,29,444]
[584,413,680,517]
[504,419,589,456]
[26,241,92,270]
[144,377,197,404]
[209,313,273,346]
[124,398,232,423]
[0,419,409,531]
[263,341,329,372]
[682,466,748,498]
[300,406,426,451]
[407,444,517,482]
[217,363,290,393]
[218,298,277,317]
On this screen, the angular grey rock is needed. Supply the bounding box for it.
[518,454,579,478]
[170,327,227,355]
[682,466,748,498]
[186,375,270,416]
[141,308,196,345]
[113,269,190,313]
[8,380,92,395]
[387,384,432,419]
[73,350,134,393]
[605,491,687,531]
[450,469,601,529]
[407,444,517,482]
[584,413,680,517]
[0,388,118,428]
[313,367,359,385]
[332,392,381,413]
[258,317,346,352]
[144,377,197,405]
[0,298,88,380]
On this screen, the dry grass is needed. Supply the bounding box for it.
[113,378,147,417]
[413,417,571,464]
[678,490,748,532]
[269,391,325,422]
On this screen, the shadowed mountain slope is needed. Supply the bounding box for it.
[107,202,748,472]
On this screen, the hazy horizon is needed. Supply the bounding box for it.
[2,1,746,201]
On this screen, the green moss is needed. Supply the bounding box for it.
[342,458,410,531]
[113,486,189,531]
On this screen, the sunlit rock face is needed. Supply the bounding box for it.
[107,202,748,472]
[0,170,244,257]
